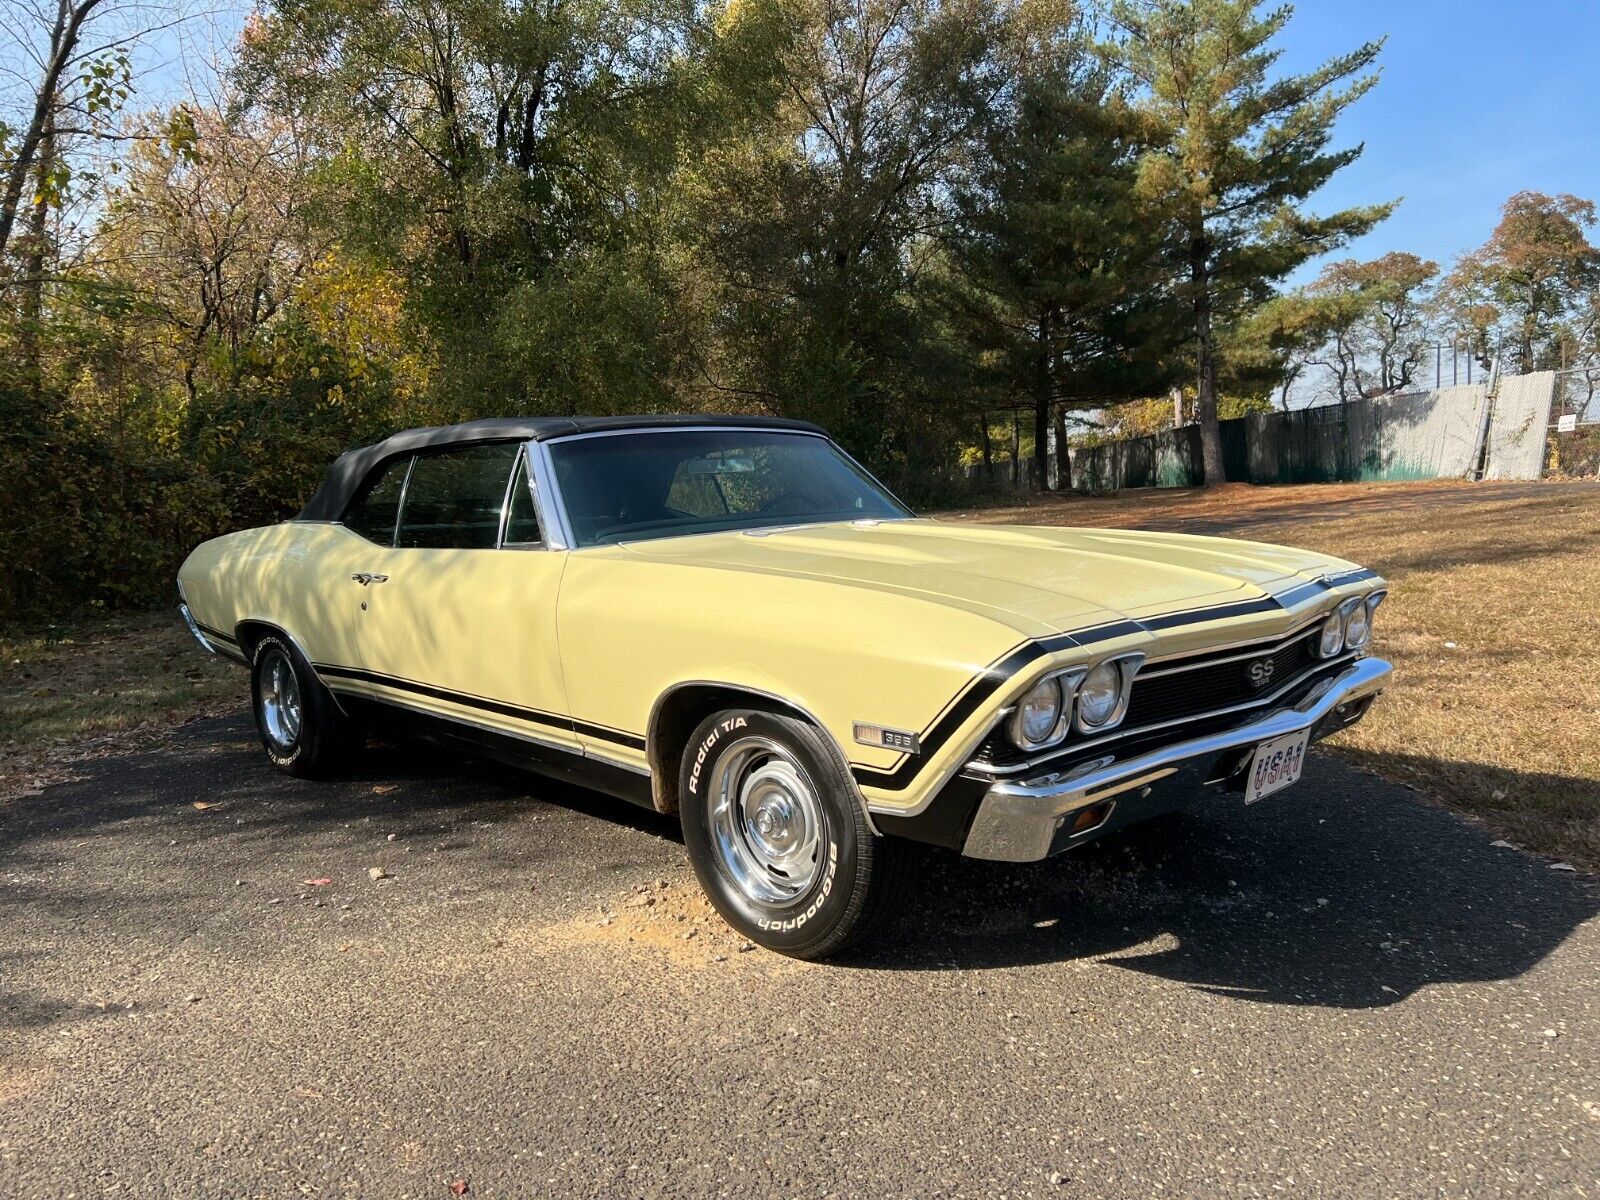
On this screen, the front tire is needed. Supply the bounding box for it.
[679,709,901,959]
[250,634,361,778]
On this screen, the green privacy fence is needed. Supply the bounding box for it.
[1067,385,1493,491]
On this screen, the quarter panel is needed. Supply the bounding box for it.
[177,523,371,666]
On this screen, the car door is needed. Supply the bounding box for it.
[345,442,577,755]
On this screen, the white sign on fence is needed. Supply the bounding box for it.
[1558,413,1578,433]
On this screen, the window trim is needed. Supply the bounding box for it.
[384,441,525,552]
[339,453,414,547]
[497,443,548,551]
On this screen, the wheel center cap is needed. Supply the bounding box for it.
[750,795,797,851]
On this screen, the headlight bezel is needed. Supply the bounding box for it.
[1340,595,1370,650]
[1007,666,1085,752]
[1317,588,1384,659]
[1073,652,1145,734]
[1076,660,1123,729]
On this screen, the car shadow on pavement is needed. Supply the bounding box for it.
[4,718,1594,1017]
[851,752,1599,1008]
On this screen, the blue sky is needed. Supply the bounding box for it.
[1278,0,1600,281]
[13,0,1596,284]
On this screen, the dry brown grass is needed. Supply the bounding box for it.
[0,610,240,796]
[949,480,1600,869]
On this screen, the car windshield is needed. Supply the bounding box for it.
[547,429,912,547]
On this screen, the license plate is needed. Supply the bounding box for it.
[1245,730,1309,804]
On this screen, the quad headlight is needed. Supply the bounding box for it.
[1346,590,1385,650]
[1317,590,1384,658]
[1341,597,1370,650]
[1076,660,1124,729]
[1011,675,1066,749]
[1317,611,1345,658]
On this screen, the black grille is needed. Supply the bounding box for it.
[969,628,1327,771]
[1122,630,1319,730]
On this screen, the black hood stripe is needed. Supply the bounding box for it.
[850,571,1381,793]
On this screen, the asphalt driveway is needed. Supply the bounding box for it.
[2,714,1597,1198]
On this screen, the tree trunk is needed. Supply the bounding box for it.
[17,110,54,384]
[1190,237,1226,486]
[0,0,105,260]
[978,414,992,478]
[1032,307,1053,491]
[1009,412,1020,487]
[1054,405,1070,491]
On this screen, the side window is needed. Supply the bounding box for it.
[396,444,520,550]
[344,457,410,545]
[503,452,543,545]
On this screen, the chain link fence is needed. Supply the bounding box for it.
[1544,368,1600,478]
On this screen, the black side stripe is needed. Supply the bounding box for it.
[194,623,248,663]
[314,664,647,751]
[849,619,1146,791]
[849,571,1381,794]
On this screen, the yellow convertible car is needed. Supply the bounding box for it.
[178,416,1390,957]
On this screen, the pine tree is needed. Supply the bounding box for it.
[1111,0,1391,483]
[951,21,1178,487]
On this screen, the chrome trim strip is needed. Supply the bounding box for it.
[526,439,574,551]
[584,745,653,776]
[961,657,1391,861]
[966,651,1364,779]
[327,683,582,755]
[178,603,216,655]
[495,447,521,548]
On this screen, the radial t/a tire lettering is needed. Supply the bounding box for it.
[678,708,902,959]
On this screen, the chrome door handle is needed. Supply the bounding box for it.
[351,573,390,586]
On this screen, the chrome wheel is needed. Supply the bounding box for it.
[258,650,303,751]
[707,736,825,906]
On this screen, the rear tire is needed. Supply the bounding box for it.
[679,708,902,959]
[249,634,362,778]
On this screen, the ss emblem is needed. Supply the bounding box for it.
[1246,657,1276,688]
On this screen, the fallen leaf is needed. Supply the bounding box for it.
[1490,839,1515,848]
[193,801,217,811]
[449,1181,469,1196]
[1549,862,1578,872]
[372,784,399,795]
[302,877,333,887]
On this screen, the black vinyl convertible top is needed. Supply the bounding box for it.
[296,414,828,522]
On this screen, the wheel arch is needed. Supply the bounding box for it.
[645,680,877,832]
[233,619,350,716]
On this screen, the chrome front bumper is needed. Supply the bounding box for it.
[961,656,1392,862]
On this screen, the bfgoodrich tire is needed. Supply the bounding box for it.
[679,708,902,959]
[249,634,362,778]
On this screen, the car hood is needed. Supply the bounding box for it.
[613,518,1357,638]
